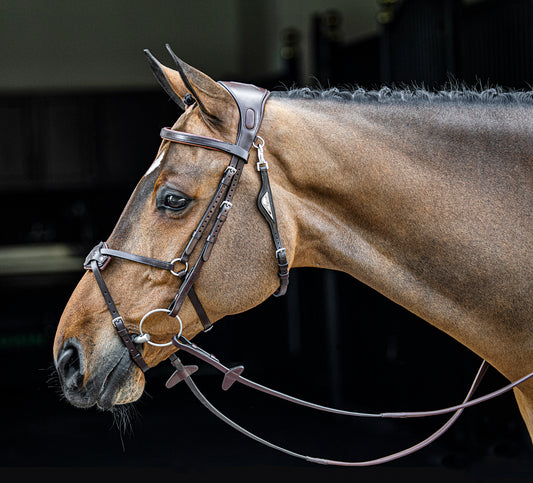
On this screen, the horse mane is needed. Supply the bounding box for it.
[271,84,533,105]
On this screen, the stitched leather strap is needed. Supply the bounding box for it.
[257,164,289,296]
[89,259,149,372]
[113,317,150,373]
[160,128,250,160]
[180,166,237,262]
[168,158,245,319]
[166,352,490,466]
[101,247,174,271]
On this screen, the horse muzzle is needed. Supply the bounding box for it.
[55,337,143,410]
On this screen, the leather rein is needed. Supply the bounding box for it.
[83,80,533,466]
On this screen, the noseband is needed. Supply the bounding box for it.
[84,81,288,372]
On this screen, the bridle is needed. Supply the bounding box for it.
[84,81,287,372]
[83,79,533,466]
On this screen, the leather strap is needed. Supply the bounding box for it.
[113,317,150,373]
[220,81,270,151]
[168,161,244,318]
[171,336,533,420]
[84,242,174,273]
[166,337,533,465]
[101,247,174,272]
[188,286,212,332]
[160,128,250,160]
[167,353,491,466]
[180,165,237,262]
[89,259,149,372]
[257,163,289,296]
[90,260,120,319]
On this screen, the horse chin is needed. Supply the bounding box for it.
[95,351,145,410]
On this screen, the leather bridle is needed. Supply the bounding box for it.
[82,78,533,466]
[84,81,287,372]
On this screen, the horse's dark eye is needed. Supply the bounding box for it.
[156,186,191,214]
[164,194,188,210]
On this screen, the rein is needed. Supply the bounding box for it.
[83,79,533,466]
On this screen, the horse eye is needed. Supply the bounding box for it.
[156,186,191,214]
[164,194,188,211]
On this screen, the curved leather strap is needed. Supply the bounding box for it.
[160,128,250,160]
[219,81,270,151]
[168,354,488,466]
[171,335,533,420]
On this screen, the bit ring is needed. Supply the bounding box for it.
[135,308,183,347]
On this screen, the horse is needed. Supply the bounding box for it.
[53,46,533,462]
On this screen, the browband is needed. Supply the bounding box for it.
[160,128,250,160]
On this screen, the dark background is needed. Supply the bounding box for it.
[1,1,532,481]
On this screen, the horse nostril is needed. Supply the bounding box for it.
[57,339,85,390]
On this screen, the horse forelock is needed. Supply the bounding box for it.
[271,84,533,105]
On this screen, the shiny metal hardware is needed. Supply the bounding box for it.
[253,136,269,171]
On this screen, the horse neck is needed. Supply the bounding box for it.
[265,96,529,272]
[262,96,532,365]
[262,97,424,278]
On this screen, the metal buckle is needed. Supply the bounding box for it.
[224,166,237,176]
[221,200,233,210]
[112,316,125,328]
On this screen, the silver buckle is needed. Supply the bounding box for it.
[224,166,237,176]
[221,200,233,210]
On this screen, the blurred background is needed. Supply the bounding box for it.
[0,0,532,481]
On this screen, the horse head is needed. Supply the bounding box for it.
[53,47,290,410]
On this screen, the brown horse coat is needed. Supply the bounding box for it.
[54,56,533,442]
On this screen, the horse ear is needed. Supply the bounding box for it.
[144,49,186,111]
[144,46,233,122]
